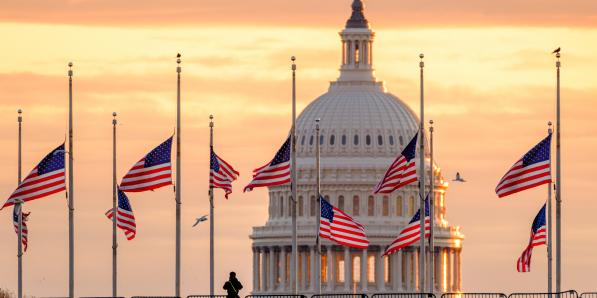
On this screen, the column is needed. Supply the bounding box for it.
[301,248,308,291]
[457,249,462,291]
[310,246,316,292]
[361,249,367,291]
[344,247,351,291]
[261,247,267,292]
[449,248,455,292]
[394,251,402,291]
[280,247,286,292]
[404,250,411,291]
[253,247,260,292]
[376,248,385,291]
[269,247,275,291]
[327,246,334,291]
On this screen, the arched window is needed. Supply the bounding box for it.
[396,196,403,216]
[310,196,316,217]
[338,196,345,210]
[309,135,314,146]
[367,254,375,282]
[368,196,375,216]
[301,135,305,146]
[355,42,360,64]
[399,136,404,146]
[341,135,347,145]
[365,135,371,146]
[353,196,360,216]
[330,135,335,146]
[298,196,304,217]
[382,196,389,216]
[354,135,359,145]
[320,135,324,145]
[353,255,361,282]
[288,196,293,217]
[378,135,383,146]
[408,196,415,215]
[389,135,395,145]
[280,196,284,217]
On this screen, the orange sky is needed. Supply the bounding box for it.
[1,0,597,296]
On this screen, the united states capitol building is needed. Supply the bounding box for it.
[250,0,464,294]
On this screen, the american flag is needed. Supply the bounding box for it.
[517,203,547,272]
[496,135,552,198]
[12,205,29,251]
[373,133,418,194]
[244,136,291,192]
[2,143,66,209]
[106,189,137,240]
[319,196,369,249]
[383,195,430,256]
[210,149,239,199]
[120,137,173,192]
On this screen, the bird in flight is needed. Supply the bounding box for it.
[453,172,466,182]
[552,47,561,54]
[192,215,208,227]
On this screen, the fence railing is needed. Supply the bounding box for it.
[442,293,507,298]
[372,293,436,298]
[188,296,227,298]
[246,295,308,298]
[312,294,367,298]
[581,294,597,298]
[508,290,579,298]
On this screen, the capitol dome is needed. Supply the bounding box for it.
[251,0,463,295]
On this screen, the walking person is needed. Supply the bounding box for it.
[223,272,243,298]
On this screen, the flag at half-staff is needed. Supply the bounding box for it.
[383,194,430,256]
[12,205,29,251]
[2,143,66,209]
[495,135,552,198]
[373,133,418,194]
[319,196,368,249]
[210,149,239,199]
[244,136,291,192]
[120,137,173,192]
[517,203,547,272]
[106,189,136,240]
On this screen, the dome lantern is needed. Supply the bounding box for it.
[338,0,376,83]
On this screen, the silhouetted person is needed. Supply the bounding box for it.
[223,271,243,298]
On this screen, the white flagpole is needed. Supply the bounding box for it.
[175,55,182,297]
[554,51,562,293]
[428,119,434,293]
[209,115,215,296]
[547,121,553,293]
[418,53,426,293]
[17,109,23,298]
[68,62,75,298]
[112,112,118,297]
[315,118,321,295]
[290,56,298,294]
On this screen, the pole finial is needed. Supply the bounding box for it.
[429,119,433,125]
[176,53,182,64]
[419,53,425,68]
[68,62,73,68]
[209,114,214,128]
[548,121,553,134]
[68,62,74,77]
[18,109,22,114]
[419,53,424,59]
[291,56,296,71]
[112,112,117,117]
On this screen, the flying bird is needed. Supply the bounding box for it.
[192,215,208,227]
[453,172,466,182]
[552,47,560,54]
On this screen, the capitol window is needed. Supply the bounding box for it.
[309,135,314,146]
[338,195,345,210]
[330,135,335,146]
[368,196,375,216]
[389,135,395,145]
[382,196,389,216]
[341,135,347,145]
[396,196,403,216]
[279,196,284,217]
[408,196,415,215]
[399,136,404,146]
[378,135,383,146]
[366,135,371,146]
[353,196,360,216]
[298,196,304,217]
[301,135,305,145]
[310,196,316,217]
[320,135,324,145]
[354,134,359,145]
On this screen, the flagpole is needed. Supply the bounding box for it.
[290,56,298,294]
[17,109,23,298]
[428,119,434,293]
[68,61,75,298]
[547,121,553,294]
[418,53,426,293]
[175,55,182,297]
[554,51,561,294]
[112,112,118,297]
[209,115,215,296]
[315,118,321,295]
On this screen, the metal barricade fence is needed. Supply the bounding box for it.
[312,294,368,298]
[246,295,307,298]
[442,293,507,298]
[188,296,227,298]
[581,294,597,298]
[132,296,181,298]
[80,297,125,298]
[508,290,579,298]
[371,293,435,298]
